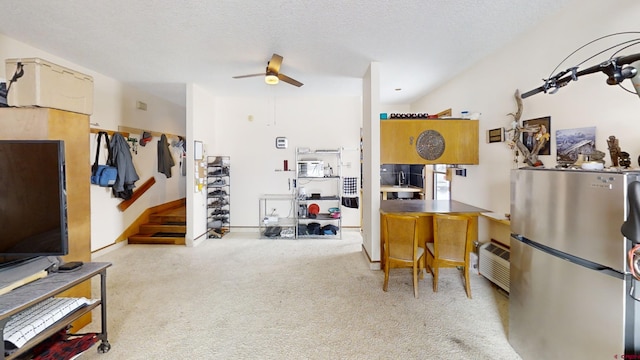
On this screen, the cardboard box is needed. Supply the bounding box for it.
[5,58,93,115]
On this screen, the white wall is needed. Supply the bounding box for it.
[207,95,362,229]
[410,0,640,241]
[91,86,186,251]
[0,33,186,251]
[362,63,382,264]
[380,104,410,116]
[186,84,216,246]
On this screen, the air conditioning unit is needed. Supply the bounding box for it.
[479,242,510,292]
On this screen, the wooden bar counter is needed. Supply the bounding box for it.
[380,199,488,267]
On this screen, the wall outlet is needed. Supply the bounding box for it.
[455,168,467,177]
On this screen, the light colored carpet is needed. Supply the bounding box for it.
[79,230,521,360]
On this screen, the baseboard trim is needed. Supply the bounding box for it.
[361,244,381,270]
[91,240,128,260]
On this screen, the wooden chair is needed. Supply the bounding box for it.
[382,214,426,298]
[426,213,473,298]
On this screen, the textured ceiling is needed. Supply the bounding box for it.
[0,1,572,107]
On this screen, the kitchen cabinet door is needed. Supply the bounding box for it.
[381,119,478,164]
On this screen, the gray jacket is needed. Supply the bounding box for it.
[110,132,139,198]
[157,134,175,178]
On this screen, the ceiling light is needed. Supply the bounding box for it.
[265,74,279,85]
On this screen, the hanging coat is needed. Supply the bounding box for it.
[110,132,140,200]
[157,134,175,178]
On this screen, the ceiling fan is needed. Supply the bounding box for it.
[233,53,304,87]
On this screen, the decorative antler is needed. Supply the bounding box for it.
[507,89,523,124]
[505,89,542,167]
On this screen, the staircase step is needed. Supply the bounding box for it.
[152,232,186,237]
[149,214,186,224]
[128,204,187,245]
[149,206,186,224]
[140,223,186,234]
[129,233,186,245]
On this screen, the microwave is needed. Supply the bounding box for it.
[297,160,324,177]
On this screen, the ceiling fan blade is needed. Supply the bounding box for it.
[232,73,266,79]
[278,73,304,87]
[267,54,283,74]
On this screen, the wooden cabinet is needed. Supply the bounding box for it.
[380,119,478,164]
[0,107,91,326]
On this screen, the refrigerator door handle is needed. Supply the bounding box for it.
[512,234,625,280]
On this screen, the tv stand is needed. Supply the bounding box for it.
[0,256,60,296]
[0,262,111,359]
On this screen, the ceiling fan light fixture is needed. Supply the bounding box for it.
[233,54,302,87]
[265,74,279,85]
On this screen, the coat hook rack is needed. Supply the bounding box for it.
[89,128,130,137]
[118,126,184,140]
[127,137,138,154]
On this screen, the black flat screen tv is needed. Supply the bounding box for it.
[0,140,68,269]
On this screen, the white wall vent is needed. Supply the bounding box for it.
[479,242,510,292]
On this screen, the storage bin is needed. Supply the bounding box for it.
[5,58,93,115]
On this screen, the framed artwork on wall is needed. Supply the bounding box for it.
[555,126,596,163]
[194,140,203,160]
[522,116,551,155]
[486,127,505,143]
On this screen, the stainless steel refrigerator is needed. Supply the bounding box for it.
[510,167,640,359]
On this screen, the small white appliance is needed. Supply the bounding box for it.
[297,160,324,177]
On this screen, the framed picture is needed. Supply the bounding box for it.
[522,116,551,155]
[555,126,596,163]
[486,127,505,143]
[194,140,203,160]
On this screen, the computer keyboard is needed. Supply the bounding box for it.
[3,297,94,350]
